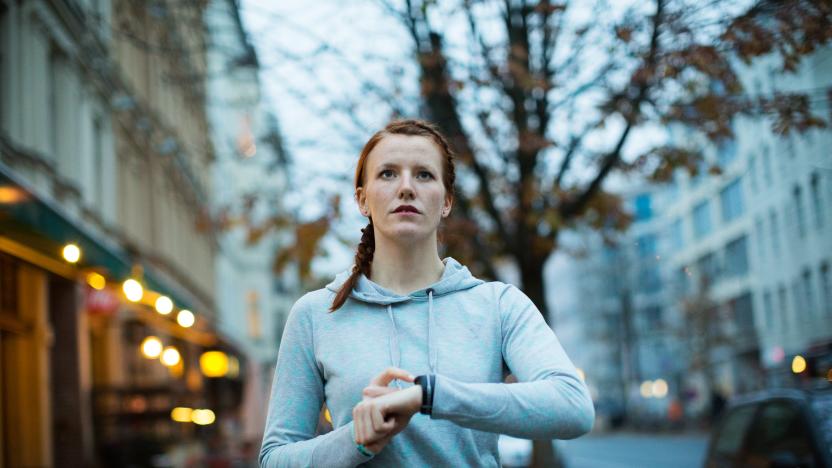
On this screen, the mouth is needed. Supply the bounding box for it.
[392,206,420,214]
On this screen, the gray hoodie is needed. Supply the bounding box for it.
[259,257,594,467]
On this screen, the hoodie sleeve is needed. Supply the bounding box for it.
[259,295,374,467]
[430,283,595,439]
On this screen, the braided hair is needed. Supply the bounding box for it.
[329,119,456,312]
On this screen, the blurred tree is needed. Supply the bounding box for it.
[381,0,831,324]
[363,4,831,461]
[679,275,728,421]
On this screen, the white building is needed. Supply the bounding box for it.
[547,45,832,425]
[661,45,832,393]
[204,0,299,444]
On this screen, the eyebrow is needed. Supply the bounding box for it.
[377,163,438,172]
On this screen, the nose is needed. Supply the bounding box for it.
[397,172,415,199]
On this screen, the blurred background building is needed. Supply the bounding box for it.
[0,0,294,466]
[204,0,300,455]
[550,43,832,429]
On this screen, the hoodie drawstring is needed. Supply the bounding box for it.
[427,288,437,374]
[386,288,438,389]
[386,304,402,388]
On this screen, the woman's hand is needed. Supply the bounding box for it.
[353,367,421,453]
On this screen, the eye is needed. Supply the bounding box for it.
[379,169,395,179]
[417,170,434,180]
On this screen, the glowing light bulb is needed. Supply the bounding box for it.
[161,346,181,367]
[86,272,106,290]
[155,296,173,315]
[141,336,163,359]
[177,309,195,328]
[123,279,143,302]
[62,244,81,263]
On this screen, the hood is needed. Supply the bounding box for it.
[325,257,484,305]
[325,257,484,382]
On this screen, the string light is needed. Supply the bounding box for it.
[177,309,195,328]
[62,244,81,263]
[191,409,216,425]
[155,296,173,315]
[161,346,181,367]
[141,336,163,359]
[123,279,143,302]
[86,272,106,290]
[171,407,192,423]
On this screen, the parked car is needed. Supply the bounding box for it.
[704,387,832,468]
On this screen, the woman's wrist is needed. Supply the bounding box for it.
[414,374,434,415]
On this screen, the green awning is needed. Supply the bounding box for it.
[0,164,196,312]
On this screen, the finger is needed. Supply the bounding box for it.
[370,403,388,433]
[370,367,415,387]
[356,403,372,444]
[358,402,374,444]
[363,405,379,443]
[353,405,364,443]
[362,385,396,400]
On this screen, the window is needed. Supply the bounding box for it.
[742,402,818,467]
[668,218,684,251]
[48,48,61,158]
[92,116,104,210]
[675,267,690,296]
[778,286,789,330]
[634,194,652,221]
[763,290,774,330]
[720,178,744,223]
[747,155,758,193]
[822,263,831,317]
[644,306,663,329]
[693,200,712,239]
[761,144,773,185]
[724,236,749,278]
[717,139,737,167]
[810,172,823,230]
[712,405,757,458]
[792,280,802,322]
[754,217,765,260]
[697,252,720,284]
[802,269,815,318]
[639,266,661,294]
[769,210,780,257]
[691,158,708,187]
[0,4,7,131]
[731,293,754,332]
[636,233,657,258]
[793,185,806,238]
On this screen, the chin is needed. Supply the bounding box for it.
[382,225,433,242]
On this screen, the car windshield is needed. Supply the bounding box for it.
[811,394,832,453]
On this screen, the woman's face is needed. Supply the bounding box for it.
[356,134,452,243]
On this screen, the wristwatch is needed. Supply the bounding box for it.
[414,374,436,415]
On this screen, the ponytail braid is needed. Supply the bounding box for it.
[329,220,375,311]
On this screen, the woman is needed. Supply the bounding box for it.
[259,119,594,467]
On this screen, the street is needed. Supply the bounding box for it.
[558,432,709,468]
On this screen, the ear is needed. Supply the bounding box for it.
[442,194,453,218]
[355,187,369,217]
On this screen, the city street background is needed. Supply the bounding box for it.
[0,0,830,467]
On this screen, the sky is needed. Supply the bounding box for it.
[239,0,415,276]
[236,0,688,279]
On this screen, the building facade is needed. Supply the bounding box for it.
[0,0,245,465]
[548,44,832,426]
[204,0,299,449]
